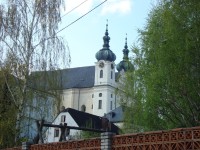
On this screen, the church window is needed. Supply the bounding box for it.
[81,105,86,112]
[100,70,103,78]
[98,100,102,109]
[99,93,102,97]
[54,129,59,137]
[110,101,113,110]
[111,71,113,79]
[61,115,66,122]
[92,94,94,98]
[111,94,113,98]
[91,104,93,109]
[111,64,114,69]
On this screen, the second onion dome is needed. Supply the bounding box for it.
[95,23,116,62]
[117,35,134,72]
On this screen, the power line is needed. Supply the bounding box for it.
[33,0,107,49]
[57,0,107,34]
[61,0,89,19]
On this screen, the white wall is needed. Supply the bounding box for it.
[93,85,116,116]
[62,88,93,114]
[45,112,79,143]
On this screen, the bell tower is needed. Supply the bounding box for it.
[93,22,117,116]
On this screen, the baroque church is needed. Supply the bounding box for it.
[25,23,133,141]
[59,23,132,117]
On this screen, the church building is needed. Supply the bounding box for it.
[59,23,132,117]
[22,23,133,141]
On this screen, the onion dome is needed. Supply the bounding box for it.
[117,35,134,72]
[95,23,116,62]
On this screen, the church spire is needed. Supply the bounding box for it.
[95,20,116,62]
[102,20,110,49]
[123,34,129,60]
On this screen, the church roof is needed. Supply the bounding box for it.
[29,65,119,91]
[29,66,95,90]
[61,66,95,89]
[104,106,124,123]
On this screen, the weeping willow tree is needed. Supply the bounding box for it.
[0,0,70,147]
[119,0,200,133]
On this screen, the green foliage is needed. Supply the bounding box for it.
[0,70,19,148]
[79,131,100,139]
[120,0,200,132]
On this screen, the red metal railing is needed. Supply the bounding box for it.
[112,126,200,150]
[30,137,101,150]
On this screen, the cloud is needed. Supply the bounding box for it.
[101,0,132,15]
[64,0,93,15]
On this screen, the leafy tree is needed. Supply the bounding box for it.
[0,68,19,148]
[120,0,200,132]
[0,0,70,146]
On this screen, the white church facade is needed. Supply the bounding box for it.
[59,23,132,117]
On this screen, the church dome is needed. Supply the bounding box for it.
[117,60,133,72]
[95,24,116,62]
[117,36,134,72]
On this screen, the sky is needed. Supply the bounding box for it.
[58,0,157,68]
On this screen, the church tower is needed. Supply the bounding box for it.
[117,34,134,73]
[93,23,117,116]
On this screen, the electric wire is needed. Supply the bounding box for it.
[33,0,107,49]
[61,0,89,19]
[57,0,107,34]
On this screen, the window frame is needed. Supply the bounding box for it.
[100,70,103,78]
[54,128,59,137]
[98,100,102,109]
[99,93,102,97]
[61,115,66,122]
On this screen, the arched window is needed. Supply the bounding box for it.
[81,105,86,112]
[98,100,102,109]
[111,71,113,79]
[99,93,102,97]
[100,70,103,78]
